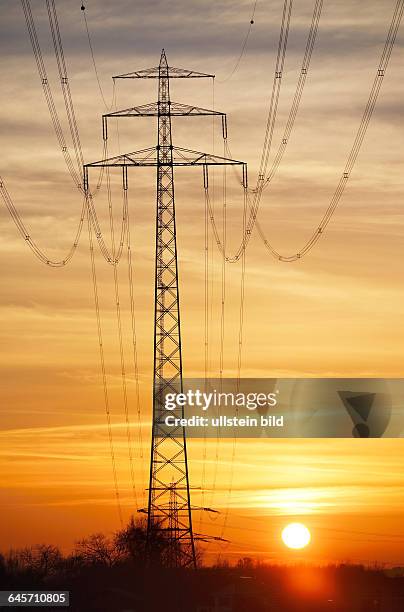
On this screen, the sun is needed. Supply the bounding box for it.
[281,523,311,549]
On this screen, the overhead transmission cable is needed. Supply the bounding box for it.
[105,161,138,509]
[1,0,112,267]
[79,10,144,515]
[220,0,403,263]
[208,80,217,379]
[212,0,403,547]
[0,155,113,268]
[205,0,293,263]
[81,6,146,503]
[199,80,217,532]
[125,187,147,509]
[215,0,297,544]
[226,0,322,192]
[14,0,137,519]
[46,0,84,174]
[218,0,259,83]
[261,0,323,190]
[219,150,227,384]
[219,184,248,543]
[199,167,210,532]
[254,0,293,202]
[225,0,292,261]
[12,1,113,262]
[250,0,404,262]
[86,203,124,527]
[111,72,146,505]
[47,0,109,192]
[21,0,82,186]
[207,146,228,512]
[205,0,292,262]
[0,177,86,267]
[81,3,116,111]
[45,0,110,192]
[45,0,116,261]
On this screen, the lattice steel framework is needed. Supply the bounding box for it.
[84,50,247,569]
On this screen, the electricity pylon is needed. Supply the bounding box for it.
[84,50,247,568]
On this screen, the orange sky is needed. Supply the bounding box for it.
[1,0,404,565]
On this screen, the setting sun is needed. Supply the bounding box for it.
[282,523,311,550]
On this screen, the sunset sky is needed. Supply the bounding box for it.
[1,0,404,565]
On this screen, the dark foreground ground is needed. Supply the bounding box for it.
[2,558,404,611]
[1,522,404,611]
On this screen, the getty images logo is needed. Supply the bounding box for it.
[164,389,279,411]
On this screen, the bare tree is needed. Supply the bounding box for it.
[74,533,121,567]
[4,545,62,580]
[114,516,147,564]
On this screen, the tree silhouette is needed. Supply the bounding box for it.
[74,533,121,568]
[1,519,404,611]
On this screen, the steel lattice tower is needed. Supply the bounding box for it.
[150,50,196,568]
[84,50,247,569]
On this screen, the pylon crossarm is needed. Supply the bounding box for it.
[171,147,244,167]
[84,146,245,169]
[114,66,214,80]
[102,103,226,140]
[104,101,224,118]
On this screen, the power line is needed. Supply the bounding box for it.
[219,148,227,384]
[208,150,228,512]
[125,186,147,509]
[207,0,403,264]
[0,176,85,267]
[74,5,147,504]
[204,0,293,260]
[256,0,293,195]
[199,161,210,532]
[18,0,116,265]
[81,3,116,111]
[105,162,138,510]
[219,184,248,543]
[21,0,82,186]
[1,4,134,527]
[86,200,124,527]
[252,0,404,262]
[0,1,111,268]
[261,0,323,190]
[230,0,402,263]
[199,79,218,531]
[0,158,116,269]
[218,0,259,83]
[16,0,141,516]
[46,0,84,174]
[226,0,322,191]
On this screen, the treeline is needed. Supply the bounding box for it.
[0,517,167,586]
[1,519,404,611]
